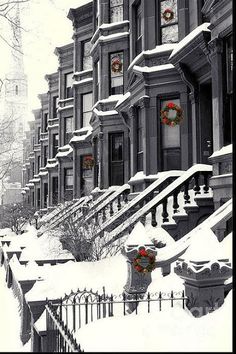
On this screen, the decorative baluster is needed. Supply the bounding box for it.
[123,191,129,203]
[117,195,121,210]
[140,214,146,225]
[193,172,201,195]
[151,207,157,227]
[184,181,190,204]
[162,199,169,222]
[173,189,180,213]
[109,202,114,216]
[203,172,210,193]
[102,207,106,222]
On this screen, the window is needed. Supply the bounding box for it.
[52,133,59,157]
[37,126,41,144]
[82,40,92,70]
[135,2,142,55]
[52,177,58,205]
[82,93,93,127]
[110,0,123,23]
[110,52,124,95]
[65,72,73,98]
[95,60,100,101]
[223,34,233,145]
[43,145,48,167]
[160,98,181,170]
[44,113,48,132]
[64,168,73,190]
[43,183,48,208]
[37,188,40,208]
[32,162,35,178]
[52,96,58,118]
[159,0,178,44]
[96,0,100,27]
[37,155,40,174]
[64,116,73,144]
[137,107,143,171]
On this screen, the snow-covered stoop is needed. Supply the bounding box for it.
[38,186,119,235]
[94,164,213,245]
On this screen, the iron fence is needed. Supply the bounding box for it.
[46,288,188,352]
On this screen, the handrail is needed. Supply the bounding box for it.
[84,184,131,223]
[71,186,120,224]
[95,170,184,237]
[103,164,213,246]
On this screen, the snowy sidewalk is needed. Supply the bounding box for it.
[0,265,30,352]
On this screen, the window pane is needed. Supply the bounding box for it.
[161,24,178,43]
[65,117,73,133]
[65,169,73,188]
[110,52,123,78]
[160,0,178,26]
[161,98,180,148]
[111,135,123,161]
[110,4,123,23]
[83,112,92,127]
[83,93,93,112]
[83,40,92,70]
[65,72,73,87]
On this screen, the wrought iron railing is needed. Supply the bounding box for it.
[46,288,188,352]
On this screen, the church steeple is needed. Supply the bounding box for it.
[9,0,24,74]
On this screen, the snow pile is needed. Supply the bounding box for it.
[181,227,231,263]
[76,290,232,352]
[25,255,127,302]
[0,266,31,352]
[20,229,74,262]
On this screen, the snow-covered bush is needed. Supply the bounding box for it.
[0,203,35,234]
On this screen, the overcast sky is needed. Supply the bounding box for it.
[0,0,90,122]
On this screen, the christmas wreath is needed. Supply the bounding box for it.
[82,156,94,169]
[111,57,123,73]
[160,102,183,127]
[133,248,156,273]
[162,8,174,22]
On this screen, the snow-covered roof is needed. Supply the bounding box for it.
[92,94,124,110]
[57,105,74,112]
[70,126,93,143]
[169,22,211,59]
[73,78,93,86]
[115,92,131,108]
[128,43,178,71]
[56,145,73,158]
[93,107,119,117]
[91,31,129,53]
[209,144,232,159]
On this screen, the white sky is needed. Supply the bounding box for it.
[0,0,90,121]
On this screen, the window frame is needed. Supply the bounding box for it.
[64,72,74,99]
[52,95,59,118]
[159,0,179,44]
[81,92,93,127]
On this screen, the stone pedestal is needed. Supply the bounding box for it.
[123,240,157,313]
[174,259,232,317]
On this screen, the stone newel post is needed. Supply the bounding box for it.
[122,222,157,313]
[174,259,232,317]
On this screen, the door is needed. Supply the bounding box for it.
[199,83,213,163]
[109,132,124,186]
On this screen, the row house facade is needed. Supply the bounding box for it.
[21,0,232,215]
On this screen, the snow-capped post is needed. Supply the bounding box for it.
[174,228,232,317]
[122,222,157,313]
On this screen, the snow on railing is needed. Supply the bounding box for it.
[103,164,213,247]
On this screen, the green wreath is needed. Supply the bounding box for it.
[133,248,156,273]
[160,102,183,127]
[162,8,174,22]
